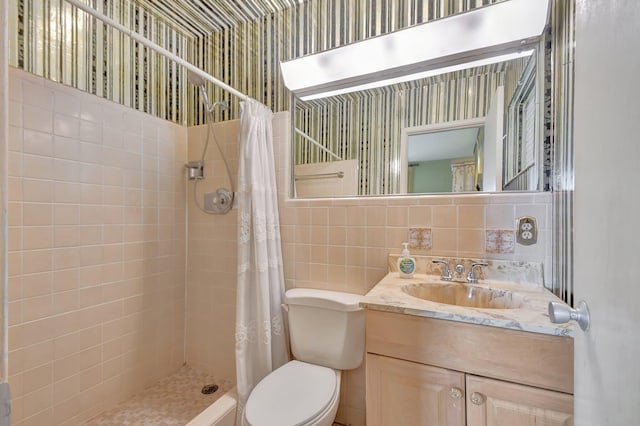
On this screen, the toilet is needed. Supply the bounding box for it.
[242,288,365,426]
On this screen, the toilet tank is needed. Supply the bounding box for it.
[285,288,365,370]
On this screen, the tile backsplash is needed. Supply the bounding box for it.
[408,227,433,250]
[387,255,545,286]
[486,229,516,254]
[280,192,552,296]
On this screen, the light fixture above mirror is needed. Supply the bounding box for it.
[280,0,549,100]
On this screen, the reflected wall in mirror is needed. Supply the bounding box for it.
[293,54,540,197]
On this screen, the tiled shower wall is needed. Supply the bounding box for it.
[6,68,187,425]
[185,119,241,382]
[1,0,10,386]
[186,111,552,426]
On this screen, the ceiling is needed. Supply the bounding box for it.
[135,0,302,34]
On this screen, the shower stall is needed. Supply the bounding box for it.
[4,65,247,425]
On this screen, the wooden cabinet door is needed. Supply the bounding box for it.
[466,375,574,426]
[366,353,465,426]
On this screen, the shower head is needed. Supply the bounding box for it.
[187,70,206,87]
[187,70,229,113]
[188,70,211,111]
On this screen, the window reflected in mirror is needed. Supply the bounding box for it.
[504,57,539,190]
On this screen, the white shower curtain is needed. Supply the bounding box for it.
[235,99,289,421]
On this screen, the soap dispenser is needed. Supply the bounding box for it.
[397,243,416,278]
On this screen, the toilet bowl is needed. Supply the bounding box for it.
[242,288,365,426]
[242,361,341,426]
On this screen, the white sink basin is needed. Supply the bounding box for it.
[402,282,525,309]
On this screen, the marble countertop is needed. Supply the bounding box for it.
[360,272,575,337]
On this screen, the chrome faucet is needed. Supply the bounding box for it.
[432,260,452,281]
[467,262,488,284]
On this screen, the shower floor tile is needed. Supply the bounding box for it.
[85,365,233,425]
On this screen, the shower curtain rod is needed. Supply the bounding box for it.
[63,0,250,102]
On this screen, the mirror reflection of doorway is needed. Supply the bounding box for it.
[407,126,482,193]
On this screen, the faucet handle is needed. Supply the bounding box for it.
[467,262,488,283]
[432,260,452,281]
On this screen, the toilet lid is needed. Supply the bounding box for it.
[244,360,338,426]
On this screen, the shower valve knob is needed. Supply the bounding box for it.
[204,188,234,214]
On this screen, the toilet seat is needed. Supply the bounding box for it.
[244,360,340,426]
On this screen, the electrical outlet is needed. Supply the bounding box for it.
[516,216,537,245]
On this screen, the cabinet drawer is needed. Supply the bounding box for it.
[366,310,573,393]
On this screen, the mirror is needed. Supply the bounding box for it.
[292,52,543,198]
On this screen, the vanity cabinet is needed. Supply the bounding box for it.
[365,310,574,426]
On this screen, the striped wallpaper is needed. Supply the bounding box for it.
[9,0,196,123]
[549,0,575,303]
[190,0,505,123]
[9,0,505,124]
